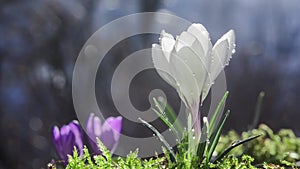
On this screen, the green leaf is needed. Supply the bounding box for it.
[138,117,176,161]
[213,134,261,162]
[207,110,230,162]
[153,97,183,135]
[209,91,229,136]
[152,108,179,140]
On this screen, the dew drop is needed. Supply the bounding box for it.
[153,134,156,137]
[191,128,195,132]
[168,128,172,131]
[176,139,179,142]
[232,48,236,54]
[192,136,196,140]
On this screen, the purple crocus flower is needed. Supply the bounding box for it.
[52,120,83,162]
[86,113,122,154]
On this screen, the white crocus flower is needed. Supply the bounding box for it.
[152,23,235,138]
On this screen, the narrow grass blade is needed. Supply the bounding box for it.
[153,97,183,134]
[138,117,176,160]
[212,134,261,163]
[164,101,183,134]
[248,91,265,130]
[152,108,172,128]
[152,108,179,140]
[207,110,230,162]
[152,97,179,139]
[209,91,229,136]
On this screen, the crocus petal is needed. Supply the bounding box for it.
[69,120,84,155]
[187,24,213,72]
[213,29,235,67]
[104,116,122,131]
[171,31,204,109]
[175,31,207,98]
[202,30,235,101]
[152,44,178,89]
[216,29,235,65]
[63,133,75,162]
[100,129,116,152]
[160,30,176,62]
[52,126,60,142]
[52,126,64,160]
[169,51,199,110]
[86,113,95,138]
[86,113,103,154]
[93,116,102,137]
[60,125,75,159]
[86,113,123,154]
[187,24,212,56]
[201,39,229,101]
[52,121,84,163]
[101,116,122,153]
[86,113,102,139]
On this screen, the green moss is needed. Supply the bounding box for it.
[49,124,299,168]
[216,124,300,167]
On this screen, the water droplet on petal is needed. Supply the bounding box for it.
[232,48,236,54]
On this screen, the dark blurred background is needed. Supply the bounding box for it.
[1,0,300,168]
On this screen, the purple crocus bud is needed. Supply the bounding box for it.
[86,113,122,154]
[52,120,83,162]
